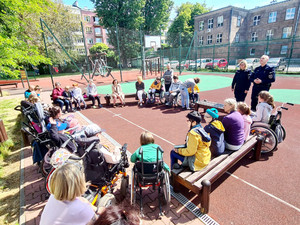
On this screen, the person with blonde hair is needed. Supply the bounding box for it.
[131,131,170,171]
[252,91,275,124]
[72,83,87,110]
[135,76,146,107]
[40,163,97,225]
[222,98,245,150]
[231,59,252,102]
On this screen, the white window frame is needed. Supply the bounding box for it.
[207,35,212,45]
[250,48,255,56]
[217,16,223,27]
[77,38,84,44]
[208,18,213,29]
[77,48,85,55]
[96,38,102,43]
[84,16,91,22]
[86,27,92,34]
[199,36,203,45]
[282,27,292,38]
[216,33,222,43]
[280,45,288,54]
[235,33,240,43]
[268,11,277,23]
[95,28,101,35]
[266,30,273,40]
[286,8,295,20]
[87,38,94,44]
[199,21,204,31]
[237,16,241,27]
[253,15,260,26]
[251,32,258,42]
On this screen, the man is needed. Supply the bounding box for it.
[162,63,173,92]
[249,55,275,111]
[179,77,200,110]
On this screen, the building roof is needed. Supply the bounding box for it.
[194,5,249,19]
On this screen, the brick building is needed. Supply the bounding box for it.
[194,0,300,61]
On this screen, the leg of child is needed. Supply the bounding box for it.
[170,150,185,169]
[79,96,87,109]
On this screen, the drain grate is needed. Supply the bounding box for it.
[170,186,219,225]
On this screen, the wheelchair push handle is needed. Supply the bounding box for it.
[121,143,128,152]
[287,102,294,106]
[281,107,288,110]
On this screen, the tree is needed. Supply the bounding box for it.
[167,3,210,47]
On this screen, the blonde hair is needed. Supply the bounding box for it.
[137,76,143,82]
[239,60,248,70]
[50,163,86,201]
[224,98,237,112]
[259,91,275,109]
[34,85,42,91]
[237,102,251,115]
[140,131,154,146]
[28,92,39,103]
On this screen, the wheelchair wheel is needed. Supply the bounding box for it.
[273,125,286,143]
[251,126,278,153]
[176,93,182,107]
[130,170,137,205]
[162,170,171,204]
[98,193,116,207]
[160,92,166,104]
[45,168,56,194]
[120,175,129,198]
[40,159,52,178]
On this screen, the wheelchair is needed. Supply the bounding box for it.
[130,146,170,216]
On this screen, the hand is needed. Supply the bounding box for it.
[254,78,262,84]
[49,117,56,124]
[231,89,234,92]
[244,90,248,93]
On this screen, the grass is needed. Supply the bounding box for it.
[0,97,23,225]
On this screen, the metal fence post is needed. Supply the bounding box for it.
[212,44,215,71]
[81,21,91,79]
[179,32,182,75]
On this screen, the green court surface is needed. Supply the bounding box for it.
[97,74,232,94]
[270,89,300,105]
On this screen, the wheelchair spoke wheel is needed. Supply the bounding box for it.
[98,193,116,208]
[251,126,278,153]
[176,93,182,107]
[162,170,171,204]
[130,170,137,205]
[45,168,56,194]
[40,159,52,178]
[120,175,129,198]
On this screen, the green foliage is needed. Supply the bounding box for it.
[168,2,210,47]
[0,139,14,160]
[89,43,118,67]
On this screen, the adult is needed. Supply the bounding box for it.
[250,55,275,111]
[111,79,125,107]
[170,111,211,171]
[52,82,72,113]
[179,77,200,110]
[40,163,97,225]
[162,63,173,92]
[87,79,103,109]
[231,59,251,102]
[222,98,245,150]
[135,76,146,107]
[165,75,182,106]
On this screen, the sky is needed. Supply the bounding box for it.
[63,0,284,19]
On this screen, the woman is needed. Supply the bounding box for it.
[231,60,252,102]
[135,76,145,107]
[222,98,245,150]
[86,79,102,108]
[40,163,97,225]
[111,79,125,107]
[170,111,211,171]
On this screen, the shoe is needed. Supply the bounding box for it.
[92,105,97,109]
[139,103,143,107]
[99,104,103,108]
[113,104,116,108]
[186,107,191,110]
[172,163,182,170]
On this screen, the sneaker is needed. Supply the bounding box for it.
[139,103,143,107]
[92,105,97,109]
[99,104,103,108]
[172,163,182,170]
[186,107,191,110]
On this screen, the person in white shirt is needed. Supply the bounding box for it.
[72,84,87,110]
[86,79,103,108]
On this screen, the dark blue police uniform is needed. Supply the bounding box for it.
[232,69,252,102]
[249,64,275,110]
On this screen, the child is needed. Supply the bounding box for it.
[203,108,225,157]
[237,102,252,141]
[111,79,125,107]
[252,91,275,124]
[24,85,35,99]
[170,111,211,171]
[131,131,170,172]
[34,85,42,99]
[188,83,200,104]
[72,83,87,110]
[86,79,102,108]
[63,86,75,109]
[148,77,162,100]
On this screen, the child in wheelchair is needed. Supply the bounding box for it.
[252,91,275,124]
[165,75,182,107]
[147,77,164,104]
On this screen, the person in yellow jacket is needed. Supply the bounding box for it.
[170,111,211,171]
[148,77,162,100]
[188,83,200,103]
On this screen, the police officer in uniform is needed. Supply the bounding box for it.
[249,55,275,111]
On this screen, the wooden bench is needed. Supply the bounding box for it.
[0,82,18,97]
[104,93,138,106]
[195,100,226,113]
[171,135,263,214]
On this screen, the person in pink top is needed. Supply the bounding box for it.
[40,163,97,225]
[237,102,252,141]
[52,82,72,113]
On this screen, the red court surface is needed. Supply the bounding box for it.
[78,75,300,225]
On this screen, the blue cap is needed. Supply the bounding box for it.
[206,108,219,119]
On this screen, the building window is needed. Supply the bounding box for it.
[199,21,204,31]
[96,38,102,43]
[87,38,94,44]
[93,17,99,25]
[208,19,213,29]
[251,32,258,42]
[207,35,212,45]
[281,45,288,54]
[86,27,92,34]
[250,48,255,56]
[266,30,273,40]
[286,8,295,20]
[216,33,222,43]
[253,15,260,26]
[235,33,240,43]
[282,27,292,38]
[77,48,85,55]
[77,38,84,44]
[217,16,223,27]
[268,11,277,23]
[199,36,203,45]
[237,16,241,27]
[84,16,91,22]
[95,28,101,35]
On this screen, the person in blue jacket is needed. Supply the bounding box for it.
[249,55,275,111]
[231,60,251,102]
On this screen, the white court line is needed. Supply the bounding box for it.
[103,108,175,146]
[104,108,300,213]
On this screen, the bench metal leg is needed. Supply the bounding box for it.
[254,136,264,161]
[200,179,211,214]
